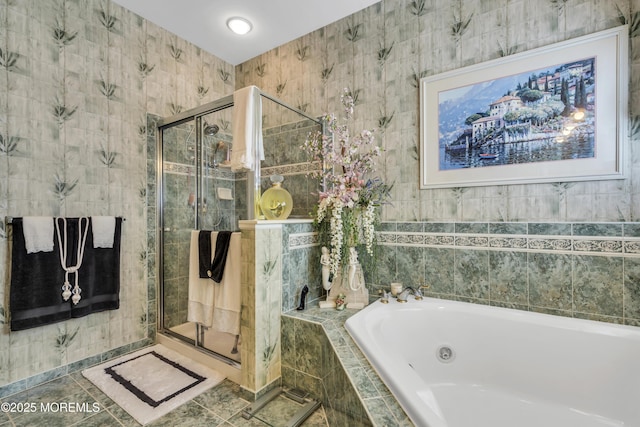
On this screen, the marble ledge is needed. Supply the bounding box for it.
[283,301,413,427]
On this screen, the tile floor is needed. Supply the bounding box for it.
[0,373,329,427]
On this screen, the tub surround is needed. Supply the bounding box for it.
[282,302,411,427]
[374,221,640,326]
[278,220,640,425]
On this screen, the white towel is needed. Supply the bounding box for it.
[187,231,242,334]
[211,232,241,335]
[188,230,216,327]
[231,85,264,171]
[91,216,116,248]
[22,216,54,254]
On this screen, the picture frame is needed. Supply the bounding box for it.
[419,25,628,189]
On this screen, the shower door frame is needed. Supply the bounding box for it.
[156,95,234,364]
[156,91,324,366]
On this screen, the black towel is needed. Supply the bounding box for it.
[198,230,212,279]
[210,231,232,283]
[9,217,122,331]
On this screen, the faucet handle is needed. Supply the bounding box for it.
[380,290,390,304]
[413,284,430,300]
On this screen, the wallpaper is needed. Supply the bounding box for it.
[0,0,234,390]
[237,0,640,223]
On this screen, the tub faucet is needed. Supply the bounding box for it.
[397,287,423,303]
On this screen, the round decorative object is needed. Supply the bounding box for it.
[260,175,293,220]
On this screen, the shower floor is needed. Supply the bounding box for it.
[170,321,241,363]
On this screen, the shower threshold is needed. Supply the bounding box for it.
[170,321,241,363]
[156,330,241,384]
[242,387,321,427]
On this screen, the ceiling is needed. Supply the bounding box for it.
[111,0,381,65]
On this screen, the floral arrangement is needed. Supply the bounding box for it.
[302,88,391,276]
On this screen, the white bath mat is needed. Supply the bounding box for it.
[82,344,225,425]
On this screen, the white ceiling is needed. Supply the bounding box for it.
[111,0,381,65]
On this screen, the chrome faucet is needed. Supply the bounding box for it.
[397,287,424,303]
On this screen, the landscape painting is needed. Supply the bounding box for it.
[439,58,595,171]
[419,26,627,189]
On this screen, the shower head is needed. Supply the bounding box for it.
[203,123,220,136]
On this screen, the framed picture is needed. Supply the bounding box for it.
[419,25,628,189]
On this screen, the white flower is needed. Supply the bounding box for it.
[301,87,389,277]
[363,202,376,255]
[328,199,344,274]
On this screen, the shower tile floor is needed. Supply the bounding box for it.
[170,322,241,363]
[0,373,329,427]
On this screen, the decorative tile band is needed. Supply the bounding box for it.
[289,232,318,249]
[163,161,241,180]
[262,161,321,177]
[164,160,317,181]
[378,231,640,257]
[288,223,640,256]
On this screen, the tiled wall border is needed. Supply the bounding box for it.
[288,231,319,249]
[377,222,640,257]
[262,161,321,177]
[288,222,640,255]
[163,161,242,181]
[0,338,152,399]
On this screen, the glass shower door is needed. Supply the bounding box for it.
[159,111,241,364]
[160,118,198,344]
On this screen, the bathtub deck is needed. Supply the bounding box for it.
[283,301,412,427]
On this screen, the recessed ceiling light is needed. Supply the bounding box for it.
[227,17,252,35]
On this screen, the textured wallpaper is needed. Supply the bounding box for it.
[237,0,640,223]
[0,0,234,388]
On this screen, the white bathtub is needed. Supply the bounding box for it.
[345,297,640,427]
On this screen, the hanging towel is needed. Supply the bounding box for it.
[198,230,212,279]
[91,216,116,248]
[230,85,264,171]
[211,232,241,335]
[188,230,215,327]
[210,231,232,283]
[22,216,54,253]
[10,217,122,331]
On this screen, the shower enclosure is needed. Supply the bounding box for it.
[156,90,322,366]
